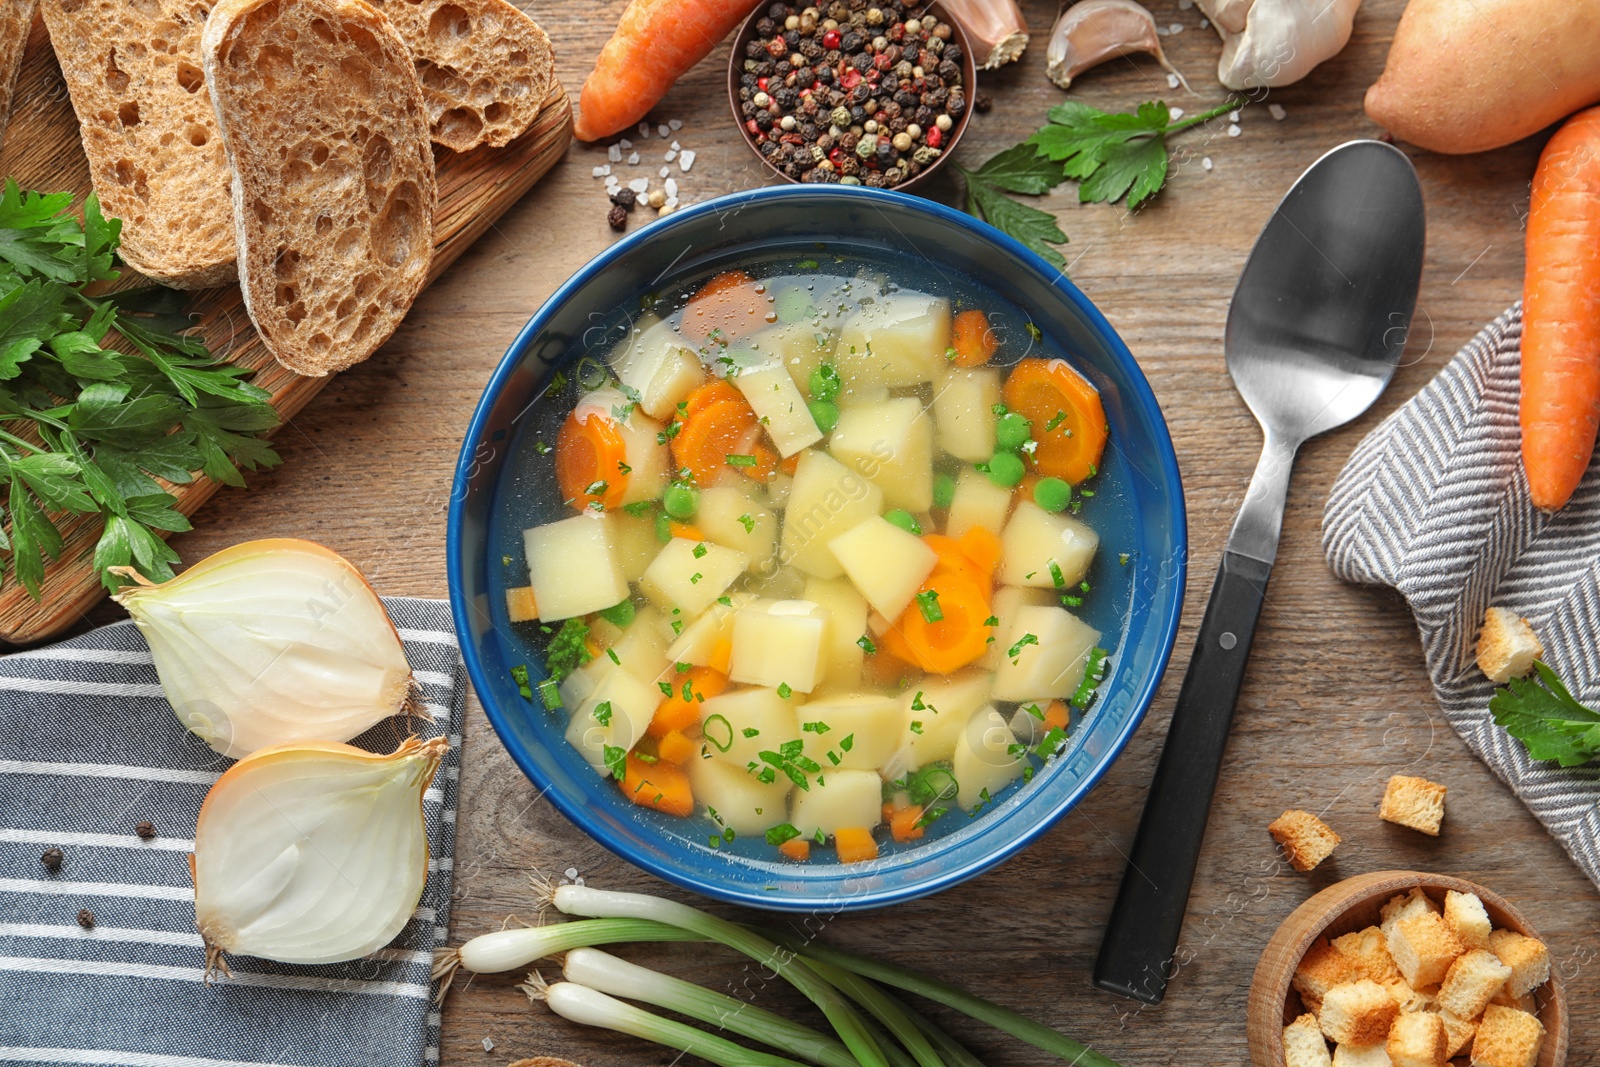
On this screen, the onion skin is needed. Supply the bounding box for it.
[938,0,1029,69]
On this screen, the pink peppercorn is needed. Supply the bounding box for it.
[926,125,942,148]
[822,28,841,49]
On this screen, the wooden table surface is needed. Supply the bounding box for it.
[79,0,1600,1063]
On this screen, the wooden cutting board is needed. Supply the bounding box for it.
[0,13,571,645]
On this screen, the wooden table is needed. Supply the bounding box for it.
[84,0,1599,1062]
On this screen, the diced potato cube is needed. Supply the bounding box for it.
[666,593,748,667]
[829,516,938,620]
[729,600,827,693]
[525,513,629,621]
[688,756,793,835]
[935,368,1001,462]
[803,577,869,690]
[611,511,660,583]
[903,671,993,767]
[790,769,884,838]
[1000,500,1099,588]
[799,693,903,771]
[596,609,669,681]
[946,468,1014,540]
[836,294,952,387]
[696,487,777,572]
[699,687,800,770]
[640,538,750,617]
[573,389,669,505]
[564,668,661,770]
[782,450,885,579]
[505,586,538,622]
[766,472,794,509]
[610,318,706,420]
[735,364,823,457]
[981,585,1053,671]
[829,397,934,511]
[836,380,890,409]
[992,604,1101,703]
[953,705,1024,810]
[762,322,837,398]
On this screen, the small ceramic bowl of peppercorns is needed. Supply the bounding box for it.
[727,0,976,190]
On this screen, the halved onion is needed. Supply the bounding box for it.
[112,539,418,758]
[191,735,448,973]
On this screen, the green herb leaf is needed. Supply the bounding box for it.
[915,589,943,623]
[963,179,1068,269]
[961,142,1068,195]
[1029,99,1239,209]
[544,618,593,684]
[1489,662,1600,766]
[602,744,628,781]
[765,823,802,846]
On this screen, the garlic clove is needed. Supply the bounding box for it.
[1046,0,1191,92]
[191,735,448,973]
[1201,0,1361,90]
[1196,0,1253,35]
[938,0,1030,69]
[113,538,418,759]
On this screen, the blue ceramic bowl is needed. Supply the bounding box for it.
[448,185,1186,912]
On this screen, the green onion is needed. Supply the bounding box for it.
[455,917,700,974]
[915,590,943,623]
[551,885,889,1067]
[726,453,758,468]
[1072,647,1109,707]
[702,713,734,753]
[802,956,946,1067]
[880,989,986,1067]
[561,948,859,1067]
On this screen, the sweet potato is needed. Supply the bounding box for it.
[1364,0,1600,154]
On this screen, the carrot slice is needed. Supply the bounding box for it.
[671,398,775,485]
[954,526,1002,579]
[1041,699,1069,732]
[888,805,925,843]
[950,309,999,367]
[880,573,992,675]
[1003,358,1108,485]
[709,637,733,675]
[834,826,879,864]
[505,586,539,622]
[620,754,694,817]
[780,451,802,477]
[648,665,729,736]
[778,837,811,862]
[668,521,705,541]
[681,379,745,420]
[681,270,773,343]
[556,409,630,511]
[656,729,698,765]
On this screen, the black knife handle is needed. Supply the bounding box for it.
[1093,549,1273,1004]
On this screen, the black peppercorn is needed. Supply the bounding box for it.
[784,29,801,47]
[767,2,788,17]
[77,909,94,929]
[754,60,776,76]
[894,89,918,109]
[851,52,873,72]
[943,44,963,66]
[947,92,966,116]
[914,105,936,127]
[849,105,868,124]
[607,204,628,231]
[864,172,886,188]
[848,82,869,105]
[799,38,822,59]
[923,74,944,92]
[135,821,156,840]
[741,100,758,118]
[815,64,835,83]
[746,39,767,58]
[775,87,799,109]
[840,31,862,52]
[938,59,959,82]
[756,17,777,35]
[754,110,774,130]
[799,121,818,140]
[610,188,636,208]
[41,847,63,872]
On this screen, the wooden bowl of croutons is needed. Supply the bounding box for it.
[1247,871,1566,1067]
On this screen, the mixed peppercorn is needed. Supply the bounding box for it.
[737,0,967,187]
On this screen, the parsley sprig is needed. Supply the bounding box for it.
[1489,662,1600,767]
[0,182,281,596]
[955,99,1240,268]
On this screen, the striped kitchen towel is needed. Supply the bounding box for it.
[0,597,464,1067]
[1323,304,1600,891]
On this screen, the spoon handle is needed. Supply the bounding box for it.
[1093,549,1272,1005]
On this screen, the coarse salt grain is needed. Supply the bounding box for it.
[482,1039,495,1053]
[1169,106,1184,120]
[1178,0,1192,7]
[1199,16,1209,28]
[1269,103,1286,120]
[669,119,683,130]
[619,139,632,149]
[659,124,670,138]
[629,177,649,193]
[591,165,605,177]
[665,196,679,209]
[1228,124,1241,137]
[1167,73,1180,89]
[1168,22,1183,32]
[659,165,670,177]
[627,152,640,165]
[1203,156,1213,170]
[1229,110,1240,122]
[607,144,622,163]
[670,141,681,151]
[665,150,677,162]
[1156,24,1168,34]
[639,122,650,137]
[679,149,696,171]
[665,178,678,197]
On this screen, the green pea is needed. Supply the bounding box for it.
[809,363,842,401]
[654,511,673,543]
[663,483,700,520]
[808,398,840,433]
[995,412,1033,450]
[884,509,922,536]
[598,599,636,627]
[932,471,957,509]
[775,287,815,324]
[984,451,1025,488]
[1033,477,1073,513]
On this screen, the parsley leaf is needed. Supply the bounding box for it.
[1030,99,1239,209]
[961,178,1068,269]
[1489,662,1600,767]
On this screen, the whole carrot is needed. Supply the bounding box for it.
[574,0,763,142]
[1522,106,1600,511]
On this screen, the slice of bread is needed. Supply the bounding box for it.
[367,0,554,151]
[203,0,436,376]
[0,0,35,153]
[40,0,235,288]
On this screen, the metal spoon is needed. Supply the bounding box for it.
[1093,140,1426,1005]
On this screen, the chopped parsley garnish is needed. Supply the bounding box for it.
[533,440,552,455]
[690,572,703,584]
[510,664,533,700]
[760,739,821,791]
[656,421,682,445]
[617,460,632,474]
[1048,560,1066,588]
[910,720,924,734]
[584,479,608,497]
[742,727,761,738]
[910,691,926,711]
[1008,632,1039,660]
[623,500,654,516]
[1044,409,1069,432]
[1072,647,1110,708]
[702,714,734,752]
[777,682,793,699]
[766,823,802,846]
[802,720,831,734]
[692,542,708,558]
[857,634,877,655]
[725,453,757,468]
[602,744,627,780]
[593,701,614,726]
[658,681,675,697]
[1025,322,1043,343]
[1035,726,1071,759]
[983,615,999,627]
[544,618,592,683]
[606,647,620,665]
[839,734,855,752]
[738,513,755,533]
[717,595,733,607]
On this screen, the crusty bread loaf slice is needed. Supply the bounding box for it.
[0,0,37,154]
[368,0,554,151]
[40,0,235,288]
[202,0,436,377]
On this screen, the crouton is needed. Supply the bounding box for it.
[1285,1012,1335,1067]
[1383,981,1436,1014]
[1271,809,1343,871]
[1470,1004,1544,1067]
[1488,929,1551,998]
[1476,607,1543,683]
[1387,911,1465,988]
[1438,1009,1478,1059]
[1380,775,1448,836]
[1335,925,1404,984]
[1296,937,1364,1007]
[1386,1011,1447,1067]
[1320,980,1401,1046]
[1444,890,1493,951]
[1332,1043,1394,1067]
[1380,887,1440,936]
[1437,948,1512,1018]
[1490,985,1539,1013]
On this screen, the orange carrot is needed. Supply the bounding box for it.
[681,271,774,343]
[680,379,745,419]
[505,586,539,622]
[671,397,776,485]
[778,837,811,862]
[620,754,694,817]
[574,0,765,142]
[880,534,993,675]
[648,665,729,736]
[1522,106,1600,511]
[954,526,1002,579]
[834,827,879,863]
[656,729,698,765]
[1003,358,1108,485]
[556,409,629,511]
[1041,699,1069,732]
[950,309,999,367]
[709,637,733,675]
[667,520,706,541]
[888,805,925,843]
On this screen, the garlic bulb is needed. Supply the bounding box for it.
[1197,0,1362,90]
[191,736,447,972]
[938,0,1029,69]
[113,539,418,759]
[1047,0,1189,91]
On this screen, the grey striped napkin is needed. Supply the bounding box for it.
[1323,304,1600,891]
[0,597,464,1067]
